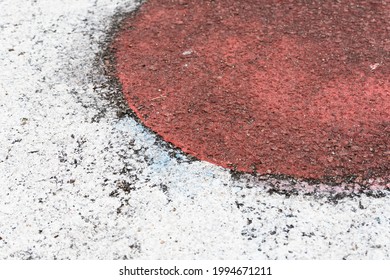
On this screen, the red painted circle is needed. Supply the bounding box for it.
[114,0,389,180]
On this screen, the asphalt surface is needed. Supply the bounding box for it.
[114,0,389,181]
[0,0,389,259]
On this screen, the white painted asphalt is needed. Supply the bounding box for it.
[0,0,389,259]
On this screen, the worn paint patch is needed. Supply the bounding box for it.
[114,0,389,181]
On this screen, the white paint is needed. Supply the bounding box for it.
[0,0,389,260]
[370,62,381,70]
[182,50,193,56]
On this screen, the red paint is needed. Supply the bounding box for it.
[113,0,389,180]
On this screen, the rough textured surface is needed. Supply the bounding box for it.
[0,0,390,260]
[114,0,389,181]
